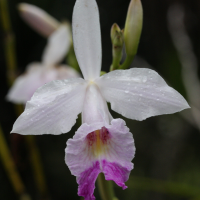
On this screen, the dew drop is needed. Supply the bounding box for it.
[125,91,129,94]
[142,76,147,83]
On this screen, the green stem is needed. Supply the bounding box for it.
[110,45,123,71]
[97,173,118,200]
[0,125,31,199]
[15,106,49,199]
[110,54,121,71]
[119,55,135,70]
[25,136,49,198]
[0,0,17,85]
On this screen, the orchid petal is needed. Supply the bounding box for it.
[73,0,101,80]
[42,24,71,65]
[65,119,135,200]
[96,68,190,121]
[56,64,80,79]
[7,63,57,103]
[82,84,112,125]
[11,78,87,135]
[18,3,60,37]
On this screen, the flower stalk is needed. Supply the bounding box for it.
[0,125,31,199]
[15,105,49,198]
[0,0,17,85]
[97,173,118,200]
[25,136,48,198]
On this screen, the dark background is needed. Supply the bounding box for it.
[1,0,200,200]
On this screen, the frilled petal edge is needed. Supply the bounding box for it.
[65,118,135,200]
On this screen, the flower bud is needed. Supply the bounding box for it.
[124,0,143,56]
[18,3,60,37]
[110,23,124,70]
[111,23,121,43]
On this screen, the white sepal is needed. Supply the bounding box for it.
[72,0,101,80]
[42,24,71,66]
[96,68,190,121]
[11,78,87,135]
[19,3,60,37]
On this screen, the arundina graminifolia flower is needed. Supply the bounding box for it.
[11,0,189,199]
[7,24,79,104]
[65,83,135,200]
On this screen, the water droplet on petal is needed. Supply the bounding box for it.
[142,76,147,83]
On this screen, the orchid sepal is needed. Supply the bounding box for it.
[18,3,60,37]
[96,68,190,121]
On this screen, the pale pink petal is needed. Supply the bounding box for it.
[19,3,60,37]
[73,0,101,80]
[42,24,71,65]
[7,63,57,103]
[65,118,135,200]
[11,78,87,135]
[95,68,190,121]
[56,65,80,80]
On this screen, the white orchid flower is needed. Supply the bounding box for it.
[7,24,79,104]
[11,0,189,199]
